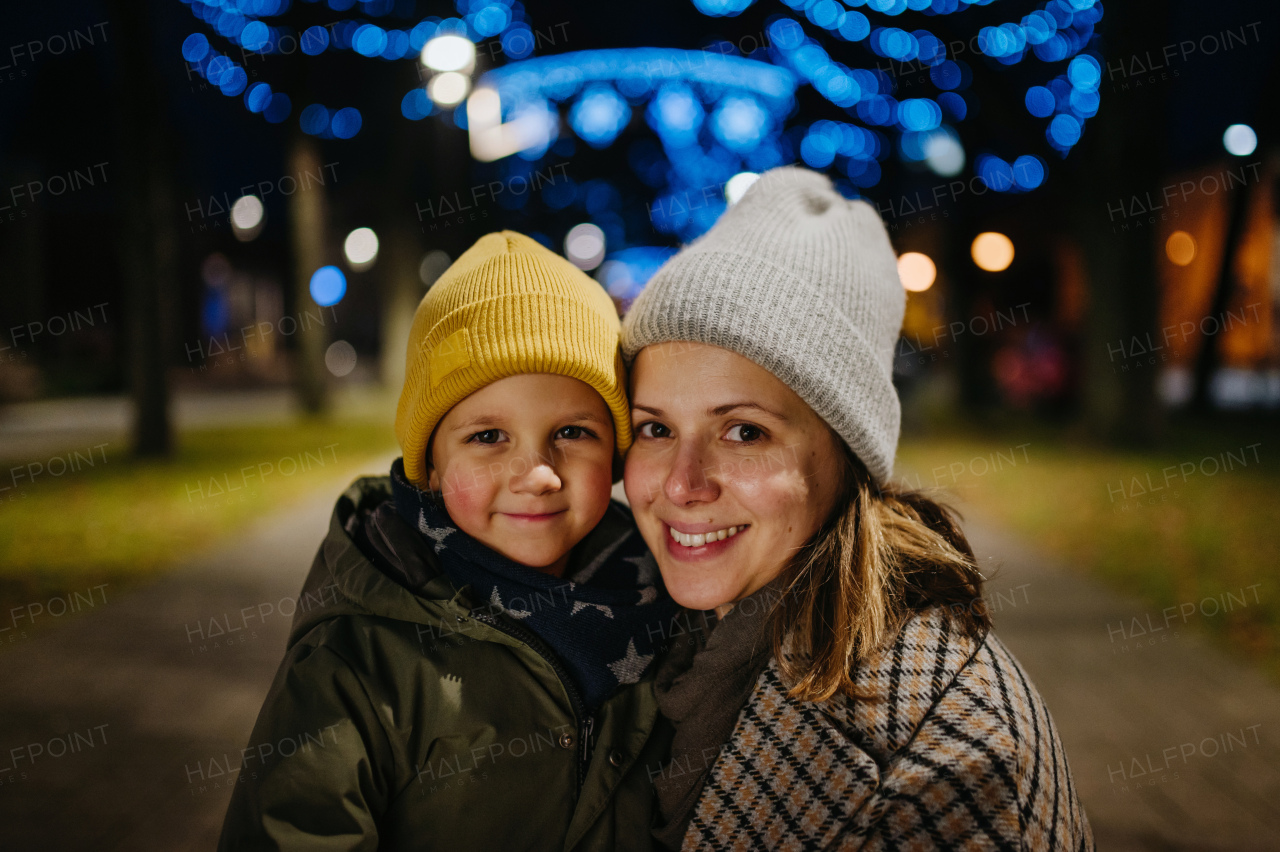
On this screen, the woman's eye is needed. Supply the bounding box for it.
[471,429,502,444]
[556,425,588,440]
[637,421,671,439]
[725,424,763,443]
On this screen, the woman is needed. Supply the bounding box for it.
[621,167,1093,851]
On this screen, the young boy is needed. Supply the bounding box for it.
[219,231,675,851]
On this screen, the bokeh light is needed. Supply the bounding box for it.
[343,227,379,269]
[971,232,1015,272]
[325,340,358,377]
[1166,231,1197,266]
[421,35,475,72]
[428,72,470,107]
[1223,124,1257,156]
[924,130,964,176]
[569,86,631,149]
[309,266,347,307]
[564,223,606,271]
[419,250,452,287]
[724,172,760,205]
[897,252,937,292]
[230,195,264,241]
[330,107,362,139]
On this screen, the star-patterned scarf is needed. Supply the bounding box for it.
[389,458,676,711]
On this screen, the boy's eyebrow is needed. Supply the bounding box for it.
[447,410,608,432]
[446,414,507,432]
[564,410,609,423]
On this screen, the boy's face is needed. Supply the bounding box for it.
[427,373,615,577]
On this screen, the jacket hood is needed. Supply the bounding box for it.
[288,474,464,649]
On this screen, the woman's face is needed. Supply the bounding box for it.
[624,342,846,612]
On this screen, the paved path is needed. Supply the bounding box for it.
[0,385,394,461]
[960,511,1280,851]
[0,465,1277,849]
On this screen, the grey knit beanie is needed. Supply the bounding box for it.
[621,166,905,483]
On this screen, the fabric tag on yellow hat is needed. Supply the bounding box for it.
[430,328,472,389]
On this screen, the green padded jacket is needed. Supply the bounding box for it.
[217,474,671,851]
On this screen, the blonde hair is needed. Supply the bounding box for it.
[772,446,990,702]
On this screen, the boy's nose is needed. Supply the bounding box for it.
[509,457,563,496]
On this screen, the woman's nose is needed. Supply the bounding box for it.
[664,444,719,506]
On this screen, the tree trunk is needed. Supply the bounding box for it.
[379,222,423,391]
[110,0,173,456]
[288,132,330,415]
[1070,0,1169,446]
[1188,176,1254,412]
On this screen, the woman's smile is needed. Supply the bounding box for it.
[663,521,748,560]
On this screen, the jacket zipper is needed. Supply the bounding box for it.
[470,610,593,798]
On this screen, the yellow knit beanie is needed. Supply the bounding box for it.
[395,230,631,489]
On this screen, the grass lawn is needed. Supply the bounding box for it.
[897,418,1279,679]
[0,417,398,628]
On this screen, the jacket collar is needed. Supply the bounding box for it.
[687,608,987,849]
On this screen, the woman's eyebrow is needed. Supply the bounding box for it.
[632,401,788,420]
[710,402,789,420]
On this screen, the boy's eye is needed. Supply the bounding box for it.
[636,421,671,439]
[470,429,503,444]
[725,424,763,443]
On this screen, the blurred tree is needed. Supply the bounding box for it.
[1189,51,1279,413]
[110,0,177,456]
[1069,0,1167,445]
[287,131,330,414]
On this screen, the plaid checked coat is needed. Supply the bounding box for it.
[679,608,1094,851]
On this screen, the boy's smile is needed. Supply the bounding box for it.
[427,373,616,577]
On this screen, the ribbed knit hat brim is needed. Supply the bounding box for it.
[396,231,630,489]
[621,167,904,483]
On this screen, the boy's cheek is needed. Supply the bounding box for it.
[441,470,493,529]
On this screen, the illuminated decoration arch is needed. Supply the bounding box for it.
[178,0,1103,244]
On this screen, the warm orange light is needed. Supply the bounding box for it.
[971,232,1014,272]
[897,252,937,292]
[1166,230,1196,266]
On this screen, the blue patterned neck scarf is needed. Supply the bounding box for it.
[389,458,675,711]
